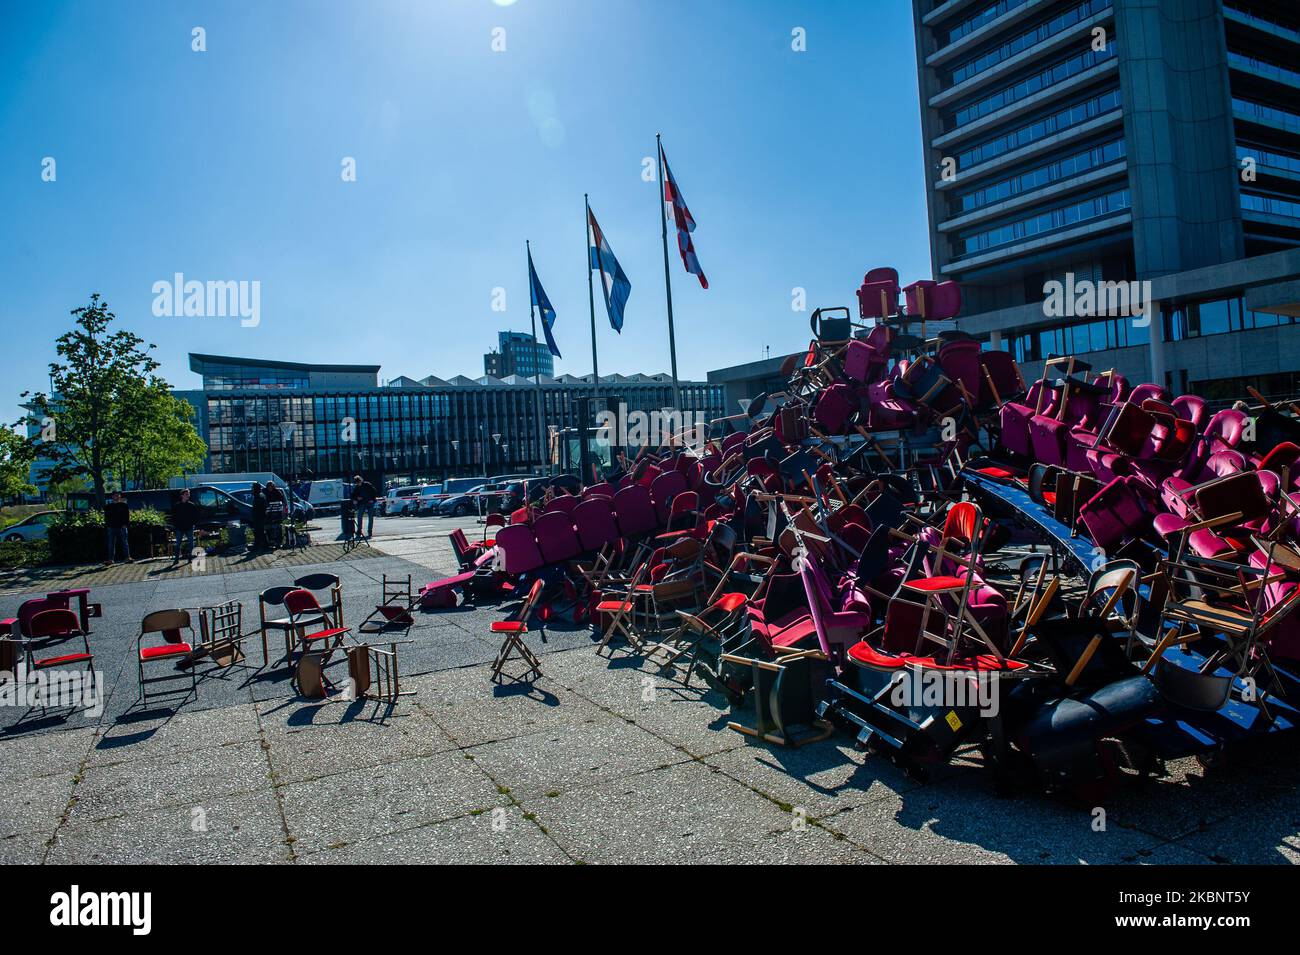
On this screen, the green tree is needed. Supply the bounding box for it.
[0,425,36,501]
[22,293,208,502]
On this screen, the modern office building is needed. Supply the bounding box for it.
[483,331,554,379]
[175,354,724,483]
[911,0,1300,399]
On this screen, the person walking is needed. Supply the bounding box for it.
[171,488,199,564]
[351,474,378,540]
[250,481,268,550]
[104,491,131,564]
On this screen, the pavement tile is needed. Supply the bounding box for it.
[0,726,95,781]
[277,749,509,849]
[258,701,459,784]
[0,771,76,846]
[466,712,689,798]
[414,667,608,747]
[88,700,263,765]
[815,770,1166,864]
[68,738,271,824]
[298,807,571,864]
[47,789,290,864]
[518,761,805,865]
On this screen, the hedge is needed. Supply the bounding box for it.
[47,508,171,564]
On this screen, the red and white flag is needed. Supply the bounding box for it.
[660,143,707,289]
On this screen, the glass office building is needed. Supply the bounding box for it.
[176,354,724,482]
[912,0,1300,399]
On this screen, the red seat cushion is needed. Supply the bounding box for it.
[715,592,748,613]
[595,600,632,613]
[302,627,348,643]
[769,616,819,649]
[903,575,966,592]
[847,641,910,669]
[34,651,93,668]
[974,466,1018,480]
[139,644,190,661]
[490,620,526,633]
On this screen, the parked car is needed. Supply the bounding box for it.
[381,485,426,515]
[2,510,61,542]
[226,486,313,522]
[417,477,486,515]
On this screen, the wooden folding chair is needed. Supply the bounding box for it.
[197,600,246,667]
[491,578,545,683]
[346,640,416,703]
[595,564,647,654]
[359,575,417,633]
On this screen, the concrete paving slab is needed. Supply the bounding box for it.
[298,807,571,864]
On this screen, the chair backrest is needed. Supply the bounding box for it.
[929,280,962,319]
[29,608,81,639]
[259,586,296,609]
[978,350,1022,406]
[494,523,545,575]
[519,578,545,619]
[284,588,323,617]
[1127,382,1170,406]
[486,512,507,528]
[294,573,339,593]
[650,470,689,524]
[941,501,979,550]
[16,597,58,638]
[574,498,619,552]
[798,560,835,659]
[532,511,582,564]
[542,495,577,515]
[141,608,191,642]
[613,484,657,537]
[1205,408,1248,450]
[1172,394,1207,430]
[937,338,981,397]
[583,482,615,500]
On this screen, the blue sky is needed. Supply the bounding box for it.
[0,0,931,422]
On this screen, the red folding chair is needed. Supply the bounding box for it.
[490,578,545,683]
[137,609,196,704]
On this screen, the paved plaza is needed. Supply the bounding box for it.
[3,517,1299,865]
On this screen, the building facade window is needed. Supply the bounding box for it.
[953,86,1122,171]
[957,187,1130,256]
[947,43,1116,131]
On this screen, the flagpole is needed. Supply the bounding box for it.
[585,194,601,402]
[656,134,683,411]
[526,240,547,476]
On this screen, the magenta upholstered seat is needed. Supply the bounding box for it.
[532,511,582,564]
[813,382,858,434]
[1029,414,1070,466]
[494,524,545,575]
[1078,476,1153,551]
[649,470,689,525]
[613,484,657,538]
[1172,394,1207,431]
[574,498,619,552]
[844,331,891,384]
[937,339,982,398]
[543,495,578,515]
[976,350,1022,408]
[1001,381,1060,457]
[1205,408,1248,455]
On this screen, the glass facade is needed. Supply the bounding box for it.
[957,187,1131,256]
[953,87,1122,172]
[947,43,1116,131]
[948,0,1112,87]
[194,375,725,480]
[952,137,1125,215]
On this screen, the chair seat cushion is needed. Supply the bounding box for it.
[903,575,966,592]
[139,644,190,661]
[302,627,348,643]
[848,640,1027,672]
[491,620,526,633]
[595,600,632,613]
[715,592,748,613]
[34,651,94,667]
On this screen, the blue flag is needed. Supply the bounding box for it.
[528,248,561,358]
[587,205,631,332]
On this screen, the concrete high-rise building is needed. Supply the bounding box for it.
[911,0,1300,400]
[484,331,554,379]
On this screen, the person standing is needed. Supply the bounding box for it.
[351,474,378,539]
[250,481,268,550]
[104,491,131,564]
[264,481,286,548]
[171,488,199,564]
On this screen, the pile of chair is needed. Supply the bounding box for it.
[432,266,1300,800]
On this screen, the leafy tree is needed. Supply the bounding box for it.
[22,294,208,502]
[0,425,36,501]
